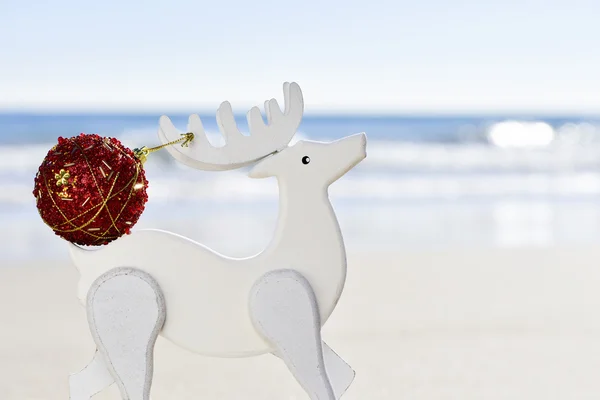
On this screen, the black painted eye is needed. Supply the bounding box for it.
[302,156,311,165]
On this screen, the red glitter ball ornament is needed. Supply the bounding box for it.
[33,133,149,246]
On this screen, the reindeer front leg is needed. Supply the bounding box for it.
[272,342,355,399]
[319,343,355,398]
[250,269,354,400]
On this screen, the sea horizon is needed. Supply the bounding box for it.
[3,112,600,262]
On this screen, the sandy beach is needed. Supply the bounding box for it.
[1,247,600,399]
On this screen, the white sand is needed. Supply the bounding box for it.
[2,247,600,399]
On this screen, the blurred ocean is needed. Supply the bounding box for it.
[3,113,600,262]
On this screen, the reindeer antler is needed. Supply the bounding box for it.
[158,82,304,171]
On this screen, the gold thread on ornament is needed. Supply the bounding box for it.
[42,169,122,240]
[44,169,116,231]
[89,137,144,242]
[42,171,135,233]
[133,132,194,164]
[75,141,122,234]
[46,137,123,238]
[96,167,140,243]
[40,167,136,243]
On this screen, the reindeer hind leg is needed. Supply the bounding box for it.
[86,267,166,400]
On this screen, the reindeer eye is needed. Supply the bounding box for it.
[302,156,310,165]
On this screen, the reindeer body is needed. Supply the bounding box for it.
[68,83,366,399]
[69,181,347,357]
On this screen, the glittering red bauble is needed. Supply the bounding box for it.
[33,133,149,246]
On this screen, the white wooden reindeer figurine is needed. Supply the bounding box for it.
[68,82,367,400]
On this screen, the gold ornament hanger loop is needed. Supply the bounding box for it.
[134,133,194,164]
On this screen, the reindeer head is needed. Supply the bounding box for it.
[158,82,366,187]
[248,134,367,187]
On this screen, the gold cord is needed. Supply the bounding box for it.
[133,132,194,164]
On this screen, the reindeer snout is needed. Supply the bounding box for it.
[324,133,368,185]
[337,132,367,165]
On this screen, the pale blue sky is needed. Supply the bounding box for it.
[1,0,599,113]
